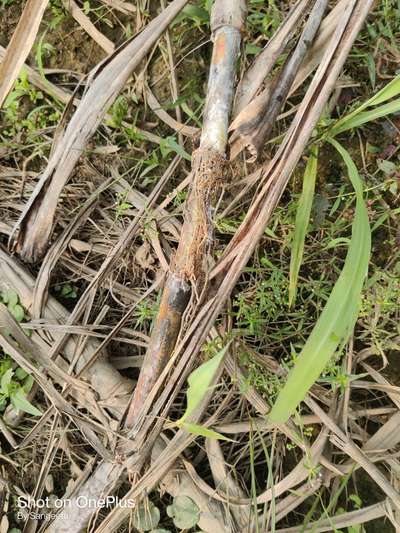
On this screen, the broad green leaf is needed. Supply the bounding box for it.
[269,140,371,423]
[173,4,210,27]
[181,422,232,441]
[167,496,200,530]
[377,158,397,175]
[179,345,228,423]
[0,359,12,375]
[160,136,191,161]
[15,367,28,380]
[0,368,13,393]
[331,75,400,135]
[289,147,318,307]
[10,388,42,416]
[182,5,209,21]
[23,374,34,393]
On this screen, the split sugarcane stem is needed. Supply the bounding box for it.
[252,0,329,155]
[231,0,329,161]
[125,0,246,429]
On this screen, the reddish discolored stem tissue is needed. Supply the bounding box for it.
[125,0,247,428]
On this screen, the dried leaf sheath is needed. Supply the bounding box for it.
[230,0,329,161]
[233,0,312,116]
[11,0,189,263]
[125,0,246,428]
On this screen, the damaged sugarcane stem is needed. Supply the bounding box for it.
[125,0,246,429]
[253,0,329,154]
[231,0,329,161]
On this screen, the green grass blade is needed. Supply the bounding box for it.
[347,74,400,110]
[181,422,232,441]
[289,147,318,307]
[331,74,400,135]
[332,97,400,135]
[269,140,371,423]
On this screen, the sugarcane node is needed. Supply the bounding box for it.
[173,148,231,282]
[211,0,247,34]
[191,147,228,191]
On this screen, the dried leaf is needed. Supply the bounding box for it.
[12,0,189,263]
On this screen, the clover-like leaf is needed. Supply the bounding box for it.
[166,495,200,530]
[132,501,160,532]
[22,374,34,393]
[1,289,18,306]
[9,303,25,322]
[0,368,13,394]
[15,367,28,380]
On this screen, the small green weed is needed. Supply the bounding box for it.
[1,70,61,146]
[0,290,40,417]
[55,283,78,299]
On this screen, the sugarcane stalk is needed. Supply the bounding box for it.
[41,7,246,532]
[125,0,247,428]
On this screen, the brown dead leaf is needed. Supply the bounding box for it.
[11,0,189,263]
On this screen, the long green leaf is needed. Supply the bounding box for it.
[289,147,318,307]
[178,344,228,423]
[331,74,400,135]
[269,140,371,423]
[332,97,400,135]
[182,422,231,441]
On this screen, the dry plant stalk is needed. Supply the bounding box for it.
[43,3,246,531]
[125,0,247,428]
[233,0,312,115]
[62,0,115,54]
